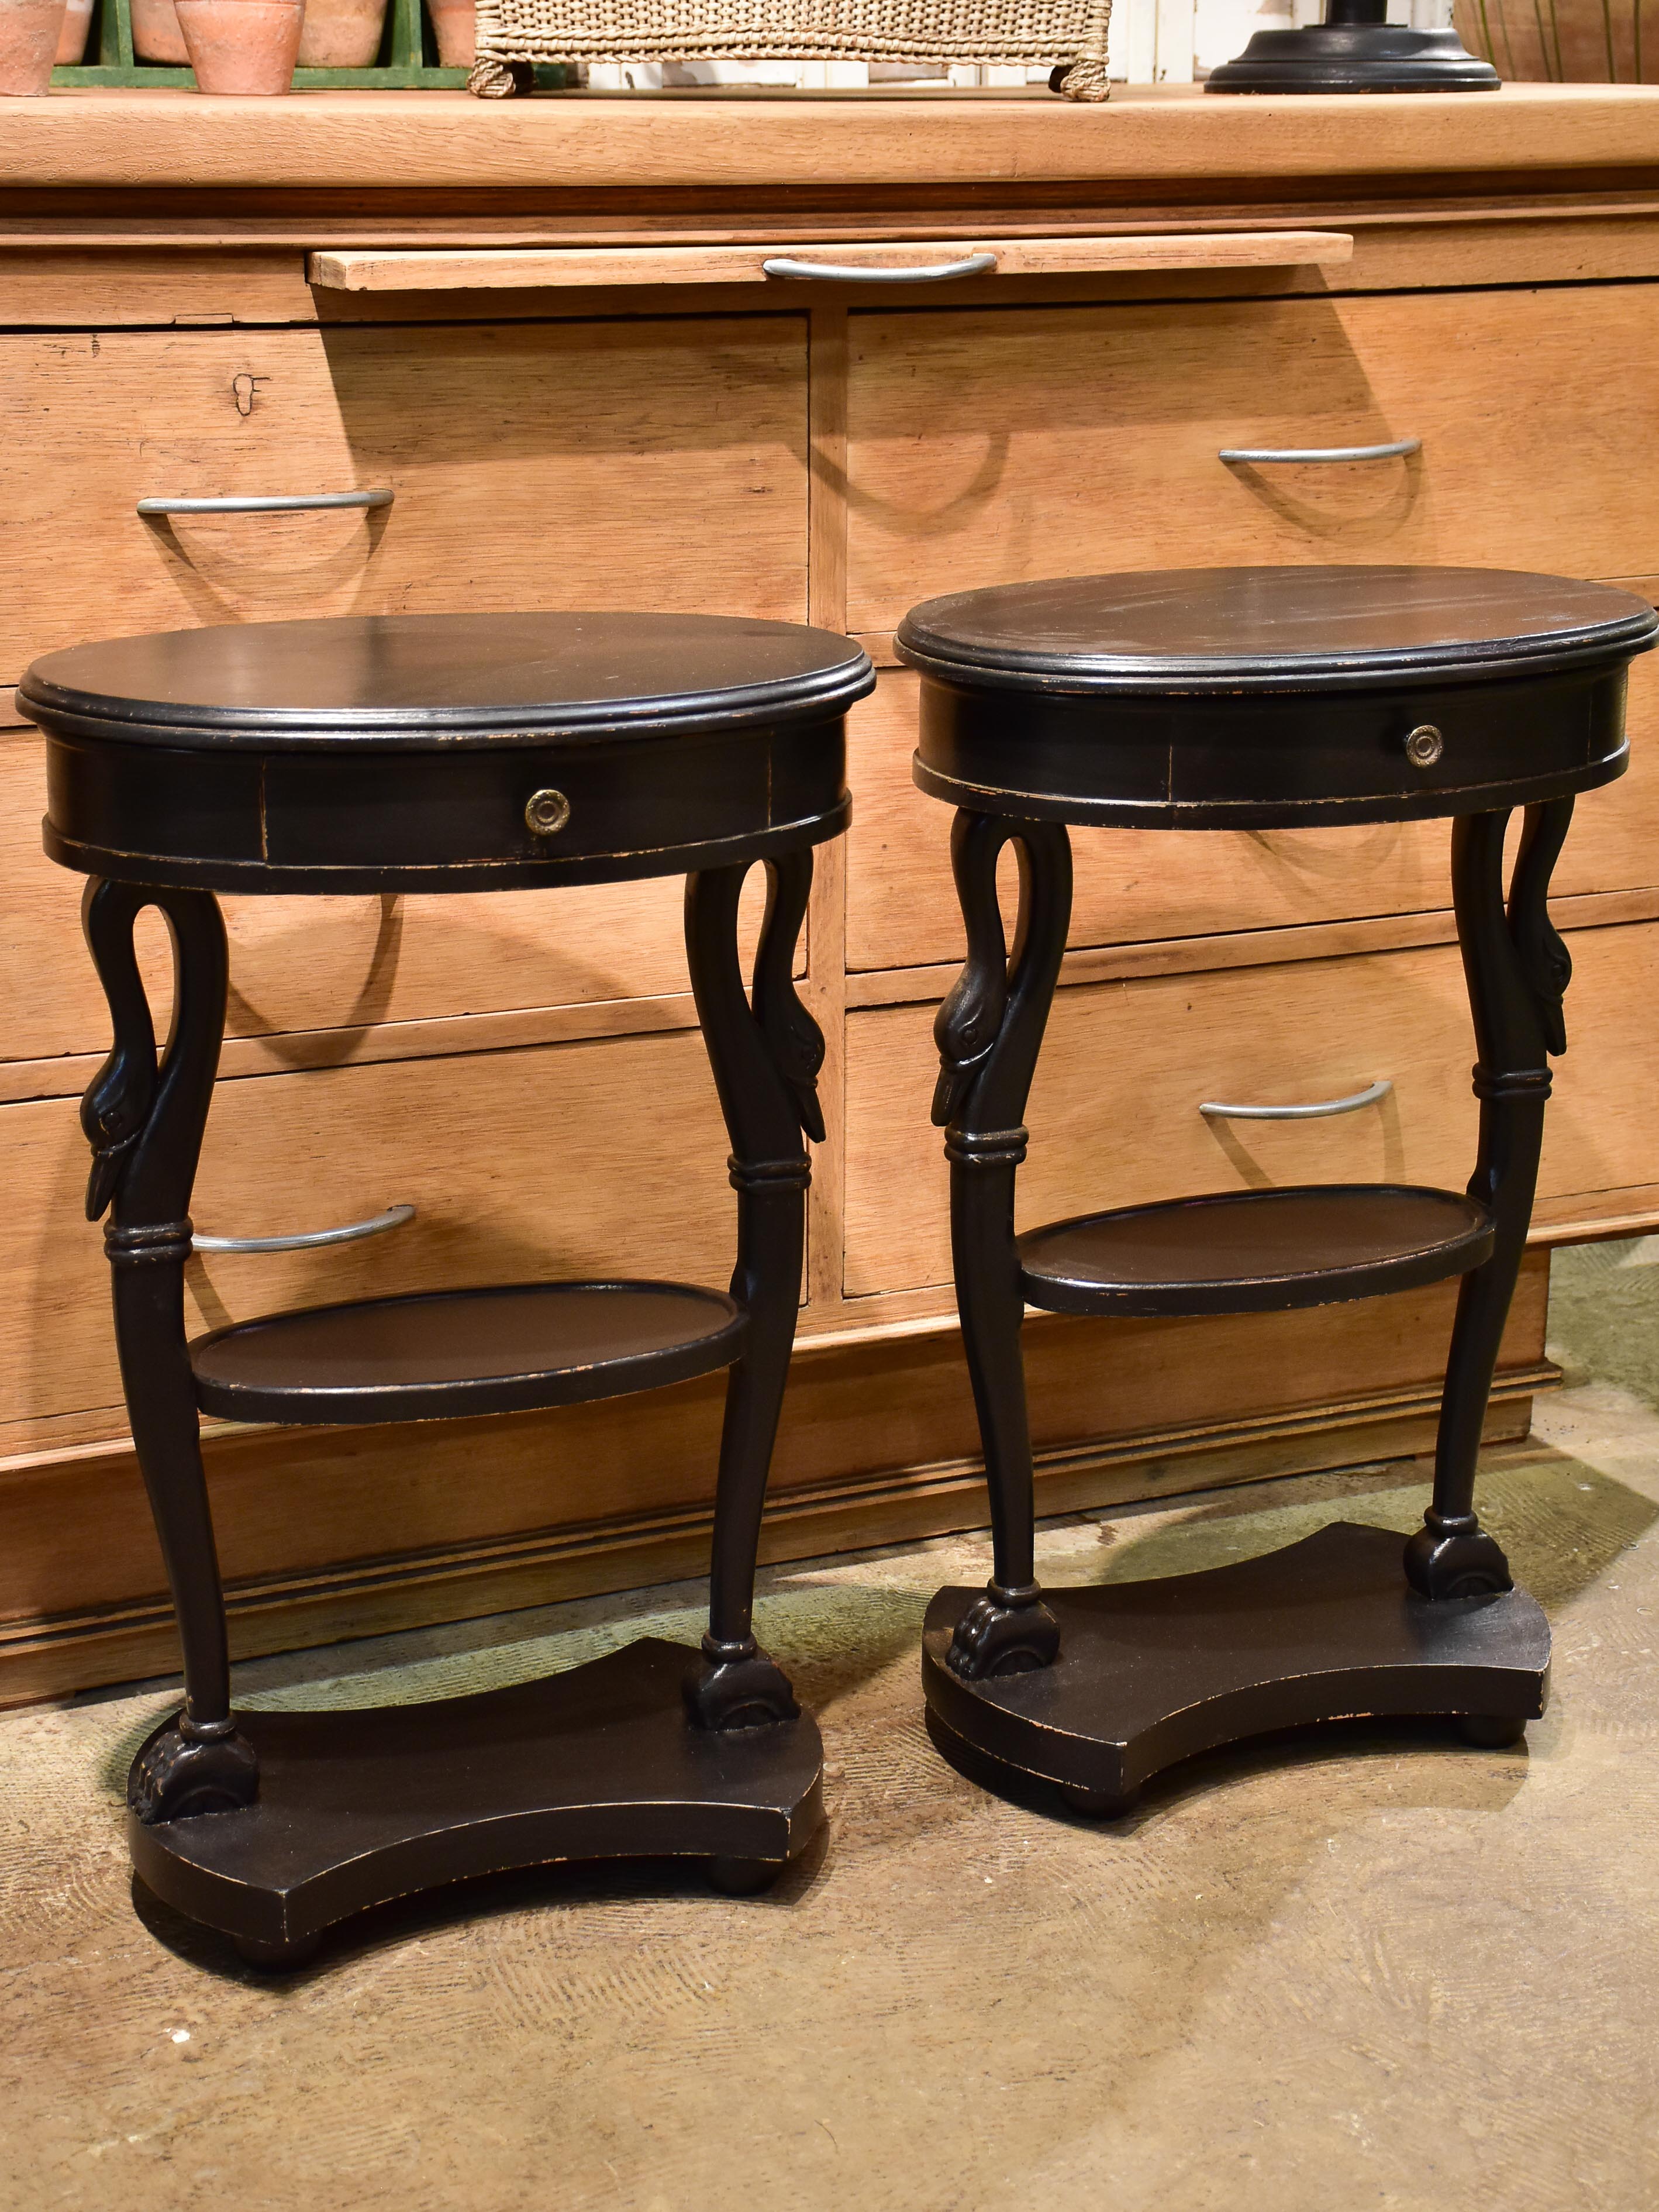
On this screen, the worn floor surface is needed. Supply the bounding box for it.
[5,1242,1659,2210]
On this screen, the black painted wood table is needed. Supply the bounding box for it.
[896,566,1657,1817]
[23,609,874,1963]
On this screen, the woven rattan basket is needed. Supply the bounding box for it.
[467,0,1112,99]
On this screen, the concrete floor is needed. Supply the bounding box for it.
[5,1245,1659,2210]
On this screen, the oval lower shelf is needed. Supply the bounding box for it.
[1018,1184,1494,1319]
[190,1280,749,1426]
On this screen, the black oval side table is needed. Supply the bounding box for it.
[23,608,874,1964]
[896,566,1658,1817]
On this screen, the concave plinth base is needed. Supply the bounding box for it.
[1206,23,1500,92]
[922,1523,1549,1810]
[1018,1183,1492,1317]
[128,1638,824,1961]
[190,1279,748,1425]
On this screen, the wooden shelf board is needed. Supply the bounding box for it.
[308,230,1354,291]
[1,85,1656,196]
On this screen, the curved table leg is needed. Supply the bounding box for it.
[1408,800,1574,1601]
[81,878,258,1821]
[932,811,1073,1681]
[683,853,820,1729]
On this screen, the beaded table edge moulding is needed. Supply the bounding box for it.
[468,0,1112,98]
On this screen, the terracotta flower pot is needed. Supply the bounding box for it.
[130,0,189,61]
[296,0,384,65]
[426,0,473,65]
[175,0,304,90]
[0,0,68,89]
[54,0,90,61]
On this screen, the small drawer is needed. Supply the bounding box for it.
[914,665,1623,826]
[44,718,843,891]
[3,725,757,1063]
[844,921,1659,1295]
[0,1024,739,1448]
[259,733,778,873]
[0,318,809,682]
[847,663,1659,973]
[846,286,1659,630]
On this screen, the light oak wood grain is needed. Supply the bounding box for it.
[0,1024,741,1449]
[282,219,1659,327]
[308,232,1354,293]
[0,85,1653,193]
[1532,1184,1659,1242]
[843,889,1659,1014]
[805,303,850,1308]
[844,919,1659,1294]
[8,201,1659,251]
[845,288,1659,627]
[0,316,808,679]
[0,249,313,325]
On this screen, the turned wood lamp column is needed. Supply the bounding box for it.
[899,566,1657,1817]
[27,608,873,1965]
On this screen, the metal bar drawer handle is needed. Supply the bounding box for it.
[1216,437,1421,466]
[193,1203,415,1255]
[1199,1079,1392,1122]
[137,490,395,517]
[761,251,998,284]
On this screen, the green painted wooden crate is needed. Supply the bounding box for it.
[50,0,570,87]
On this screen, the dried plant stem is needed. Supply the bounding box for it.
[1491,0,1519,74]
[1530,0,1553,73]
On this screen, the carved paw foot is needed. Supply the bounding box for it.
[1404,1524,1514,1601]
[129,1718,259,1825]
[684,1641,801,1731]
[946,1589,1060,1681]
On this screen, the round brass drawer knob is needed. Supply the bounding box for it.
[1405,725,1445,769]
[525,788,571,836]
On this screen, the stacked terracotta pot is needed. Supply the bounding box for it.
[2,0,476,93]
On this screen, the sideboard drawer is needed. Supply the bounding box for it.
[845,920,1659,1295]
[848,656,1659,972]
[846,286,1659,630]
[1,1023,740,1445]
[0,316,808,681]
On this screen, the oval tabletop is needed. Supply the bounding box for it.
[20,609,874,746]
[899,566,1658,829]
[30,612,874,893]
[896,567,1658,696]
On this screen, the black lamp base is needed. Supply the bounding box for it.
[1206,23,1501,92]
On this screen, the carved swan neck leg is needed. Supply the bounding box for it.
[82,878,258,1820]
[1409,801,1572,1603]
[936,814,1072,1681]
[683,856,818,1729]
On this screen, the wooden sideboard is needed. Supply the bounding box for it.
[4,82,1659,1701]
